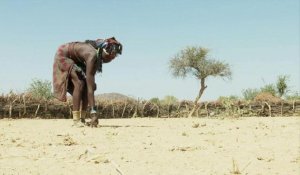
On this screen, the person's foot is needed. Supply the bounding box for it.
[72,120,85,128]
[80,118,86,124]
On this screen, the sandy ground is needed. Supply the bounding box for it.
[0,117,299,175]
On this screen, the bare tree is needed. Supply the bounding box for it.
[169,46,232,117]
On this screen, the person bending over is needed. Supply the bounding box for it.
[52,37,122,127]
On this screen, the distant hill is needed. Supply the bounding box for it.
[95,93,134,101]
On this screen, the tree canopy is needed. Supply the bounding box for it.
[169,46,232,80]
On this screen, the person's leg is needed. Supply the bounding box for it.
[70,70,85,127]
[80,83,88,123]
[81,82,99,127]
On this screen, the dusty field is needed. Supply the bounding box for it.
[0,117,299,175]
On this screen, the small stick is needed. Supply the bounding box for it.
[241,161,252,172]
[111,160,124,175]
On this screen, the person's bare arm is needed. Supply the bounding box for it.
[85,54,97,110]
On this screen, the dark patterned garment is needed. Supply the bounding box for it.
[52,42,85,102]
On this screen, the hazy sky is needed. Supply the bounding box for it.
[0,0,299,101]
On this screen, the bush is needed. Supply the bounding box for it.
[260,84,277,96]
[161,95,178,105]
[242,88,259,101]
[276,75,289,98]
[27,79,53,101]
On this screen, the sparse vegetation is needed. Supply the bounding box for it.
[27,79,53,101]
[160,95,178,105]
[242,88,260,101]
[218,96,239,117]
[149,97,160,105]
[260,84,277,97]
[276,75,289,98]
[0,75,299,118]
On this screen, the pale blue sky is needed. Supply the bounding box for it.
[0,0,299,101]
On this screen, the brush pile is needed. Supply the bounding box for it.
[0,92,299,119]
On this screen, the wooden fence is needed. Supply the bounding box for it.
[0,94,299,119]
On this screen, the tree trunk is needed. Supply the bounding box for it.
[195,107,200,117]
[188,78,207,117]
